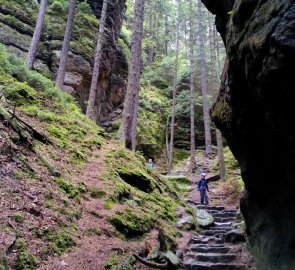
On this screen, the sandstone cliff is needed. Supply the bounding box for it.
[202,0,295,269]
[0,0,128,126]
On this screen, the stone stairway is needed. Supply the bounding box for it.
[181,205,251,270]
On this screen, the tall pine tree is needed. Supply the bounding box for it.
[55,0,77,89]
[26,0,48,69]
[117,0,145,150]
[86,0,108,120]
[189,0,196,172]
[168,0,181,172]
[198,0,212,155]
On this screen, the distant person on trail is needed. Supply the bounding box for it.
[147,158,156,169]
[197,173,209,205]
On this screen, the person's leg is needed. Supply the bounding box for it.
[200,191,204,204]
[204,192,209,205]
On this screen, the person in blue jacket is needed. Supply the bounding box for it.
[147,158,156,169]
[197,173,209,205]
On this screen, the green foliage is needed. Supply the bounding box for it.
[15,238,38,270]
[35,228,76,255]
[53,177,86,202]
[108,209,154,238]
[49,230,76,255]
[14,213,25,224]
[136,84,169,156]
[85,227,101,236]
[90,186,106,199]
[50,0,69,14]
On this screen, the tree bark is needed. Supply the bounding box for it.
[117,0,145,150]
[189,0,197,172]
[86,0,108,120]
[198,0,212,155]
[55,0,77,89]
[168,0,181,173]
[26,0,48,69]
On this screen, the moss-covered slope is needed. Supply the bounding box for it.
[0,45,181,269]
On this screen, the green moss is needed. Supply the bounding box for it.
[136,84,169,156]
[38,228,76,255]
[173,148,190,164]
[108,209,154,239]
[90,187,106,199]
[14,213,25,224]
[15,238,38,270]
[104,199,115,210]
[104,254,119,269]
[53,177,85,202]
[15,252,38,270]
[85,227,101,236]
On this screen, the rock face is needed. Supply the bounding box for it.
[201,0,295,269]
[0,0,128,126]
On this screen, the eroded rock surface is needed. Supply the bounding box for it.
[201,0,295,269]
[0,0,128,126]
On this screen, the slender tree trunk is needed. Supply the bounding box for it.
[208,12,226,179]
[147,11,154,65]
[168,0,181,173]
[117,0,145,150]
[26,0,48,69]
[55,0,77,89]
[164,15,168,56]
[198,0,212,155]
[189,0,196,172]
[86,0,108,120]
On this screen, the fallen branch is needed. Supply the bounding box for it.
[33,146,60,177]
[134,254,168,269]
[0,105,51,145]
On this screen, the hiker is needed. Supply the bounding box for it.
[197,173,209,205]
[147,158,156,169]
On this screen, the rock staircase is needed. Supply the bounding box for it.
[181,205,252,270]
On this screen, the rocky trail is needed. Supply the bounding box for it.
[179,203,256,270]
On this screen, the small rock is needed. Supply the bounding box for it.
[225,229,246,243]
[60,260,68,267]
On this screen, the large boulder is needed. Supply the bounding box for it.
[201,0,295,269]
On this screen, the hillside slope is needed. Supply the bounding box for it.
[0,45,181,270]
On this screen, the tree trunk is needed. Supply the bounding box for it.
[86,0,108,120]
[189,0,196,172]
[26,0,48,69]
[198,0,212,155]
[117,0,145,150]
[55,0,77,89]
[164,15,168,56]
[168,0,181,173]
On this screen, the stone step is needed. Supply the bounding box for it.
[189,243,225,249]
[223,210,237,214]
[205,230,228,236]
[197,205,225,211]
[214,217,235,223]
[190,246,231,254]
[209,227,231,232]
[195,253,237,264]
[212,225,232,230]
[214,222,233,227]
[189,237,224,245]
[183,262,246,270]
[212,213,236,218]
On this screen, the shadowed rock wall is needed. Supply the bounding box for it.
[202,0,295,269]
